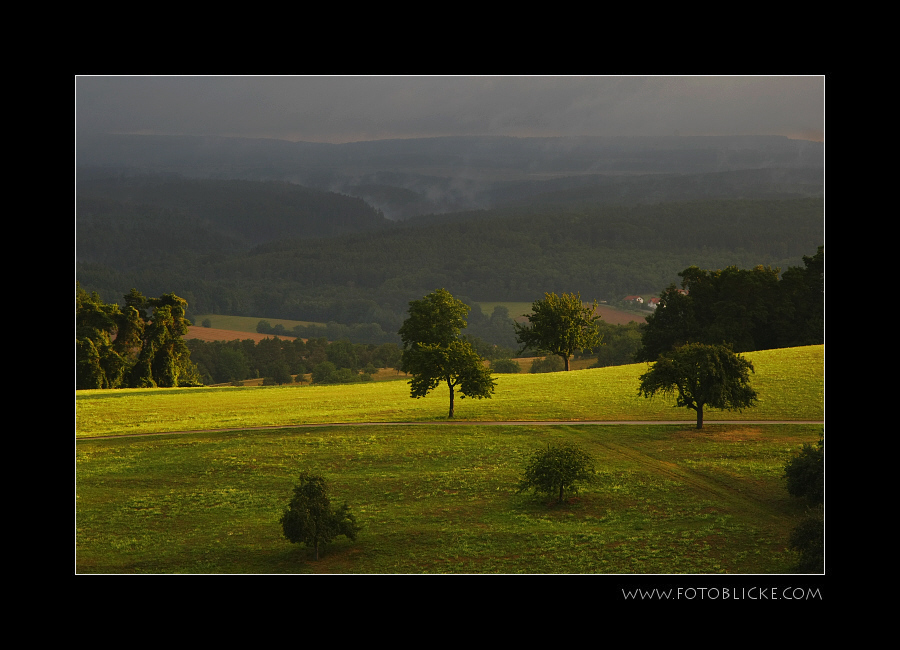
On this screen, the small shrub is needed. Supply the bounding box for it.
[517,442,596,503]
[783,431,824,572]
[280,471,361,561]
[789,504,824,573]
[529,355,564,373]
[312,362,369,385]
[201,318,212,328]
[491,358,521,373]
[784,434,823,505]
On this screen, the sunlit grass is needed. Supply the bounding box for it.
[76,346,823,438]
[75,423,819,574]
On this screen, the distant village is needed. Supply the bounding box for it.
[622,289,688,310]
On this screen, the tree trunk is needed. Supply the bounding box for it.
[696,404,704,430]
[448,381,455,418]
[563,355,570,371]
[558,484,564,502]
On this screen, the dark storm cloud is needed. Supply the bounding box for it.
[75,76,824,143]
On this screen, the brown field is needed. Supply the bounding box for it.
[208,367,409,387]
[595,304,647,326]
[184,326,298,343]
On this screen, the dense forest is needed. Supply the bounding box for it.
[76,174,823,347]
[186,336,403,386]
[637,247,824,360]
[76,134,822,356]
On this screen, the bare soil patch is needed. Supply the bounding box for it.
[594,304,646,326]
[185,326,298,343]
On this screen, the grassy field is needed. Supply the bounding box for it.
[76,346,823,438]
[75,344,823,574]
[75,422,820,574]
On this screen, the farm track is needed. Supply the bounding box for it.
[77,419,824,440]
[590,435,792,525]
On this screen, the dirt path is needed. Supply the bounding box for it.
[77,420,824,441]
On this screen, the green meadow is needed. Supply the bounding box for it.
[76,346,823,438]
[76,423,820,573]
[75,345,823,574]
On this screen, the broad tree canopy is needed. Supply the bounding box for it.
[399,289,495,418]
[514,292,603,371]
[638,343,757,429]
[517,442,597,503]
[637,247,823,361]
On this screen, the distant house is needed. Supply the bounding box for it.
[623,295,644,305]
[648,297,660,309]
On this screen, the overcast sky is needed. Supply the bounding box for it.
[75,76,825,144]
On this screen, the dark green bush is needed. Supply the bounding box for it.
[491,358,521,373]
[280,471,361,560]
[783,432,824,572]
[517,442,596,503]
[789,504,824,573]
[784,434,823,505]
[529,355,564,373]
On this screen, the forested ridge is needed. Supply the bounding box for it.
[76,172,824,387]
[76,177,392,269]
[77,174,822,340]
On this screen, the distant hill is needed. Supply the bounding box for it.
[77,134,824,219]
[76,134,823,348]
[76,177,392,268]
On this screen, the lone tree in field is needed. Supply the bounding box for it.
[398,289,496,418]
[638,343,757,429]
[514,292,603,371]
[517,442,596,503]
[280,471,361,560]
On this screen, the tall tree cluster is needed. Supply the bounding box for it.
[637,246,823,362]
[76,285,201,389]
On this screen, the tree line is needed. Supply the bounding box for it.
[186,337,403,386]
[78,246,821,392]
[77,195,823,342]
[636,246,823,361]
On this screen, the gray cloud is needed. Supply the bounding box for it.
[75,75,825,143]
